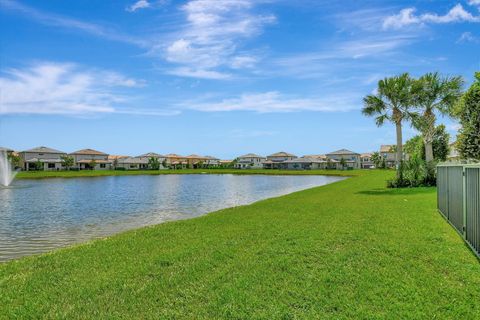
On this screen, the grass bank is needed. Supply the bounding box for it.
[16,168,358,179]
[1,170,479,319]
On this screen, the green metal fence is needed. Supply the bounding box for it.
[437,163,480,258]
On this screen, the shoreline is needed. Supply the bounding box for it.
[15,168,361,180]
[2,170,479,318]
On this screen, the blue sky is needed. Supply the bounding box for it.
[0,0,479,158]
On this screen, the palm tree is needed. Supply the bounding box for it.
[412,72,463,163]
[362,73,414,178]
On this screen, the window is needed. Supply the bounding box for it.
[100,164,106,168]
[48,163,55,169]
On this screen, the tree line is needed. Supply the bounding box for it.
[362,71,480,187]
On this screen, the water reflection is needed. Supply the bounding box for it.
[0,174,344,261]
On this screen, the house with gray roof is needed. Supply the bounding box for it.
[380,145,397,168]
[235,153,265,169]
[360,153,375,169]
[264,151,297,169]
[283,157,328,170]
[326,149,361,169]
[204,156,221,167]
[116,157,149,170]
[70,149,111,170]
[20,146,66,171]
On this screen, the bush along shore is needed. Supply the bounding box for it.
[1,170,480,318]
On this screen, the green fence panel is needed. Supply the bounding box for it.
[437,166,449,217]
[466,167,480,256]
[437,164,480,258]
[447,166,464,233]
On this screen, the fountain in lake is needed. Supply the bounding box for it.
[0,150,17,187]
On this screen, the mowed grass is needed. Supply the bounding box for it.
[1,170,480,319]
[16,168,356,179]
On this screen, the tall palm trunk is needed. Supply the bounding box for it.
[422,109,436,163]
[393,107,403,180]
[395,121,403,177]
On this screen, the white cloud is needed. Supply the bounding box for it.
[0,0,146,46]
[457,31,479,43]
[167,67,231,80]
[126,0,150,12]
[469,0,480,7]
[0,62,172,116]
[383,8,420,29]
[383,4,480,29]
[182,91,359,113]
[160,0,275,79]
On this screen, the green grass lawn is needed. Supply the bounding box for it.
[16,168,357,179]
[1,170,479,319]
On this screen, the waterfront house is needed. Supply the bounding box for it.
[19,146,66,171]
[186,154,209,168]
[380,145,397,168]
[264,151,297,169]
[235,153,265,169]
[136,152,166,168]
[360,153,375,169]
[70,149,111,170]
[283,157,328,170]
[116,157,149,170]
[326,149,361,169]
[165,154,188,169]
[137,152,165,161]
[204,156,221,167]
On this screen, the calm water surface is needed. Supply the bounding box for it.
[0,174,344,262]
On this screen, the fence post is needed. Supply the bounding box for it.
[462,167,467,239]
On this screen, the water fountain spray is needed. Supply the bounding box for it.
[0,150,17,187]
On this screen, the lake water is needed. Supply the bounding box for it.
[0,174,344,262]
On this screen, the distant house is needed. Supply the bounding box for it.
[447,141,460,161]
[219,160,232,167]
[235,153,265,169]
[136,152,166,168]
[19,146,66,171]
[283,157,328,170]
[204,156,220,167]
[116,157,149,170]
[70,149,111,170]
[264,151,297,169]
[360,153,375,169]
[380,145,397,168]
[326,149,361,169]
[186,154,209,168]
[165,154,188,168]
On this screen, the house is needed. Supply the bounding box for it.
[19,146,66,171]
[283,157,328,170]
[380,145,397,168]
[326,149,361,169]
[136,152,166,168]
[360,153,375,169]
[137,152,165,161]
[165,154,188,169]
[264,151,297,169]
[186,154,209,168]
[235,153,265,169]
[70,149,111,170]
[447,141,460,161]
[219,160,232,167]
[204,156,221,167]
[116,157,149,170]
